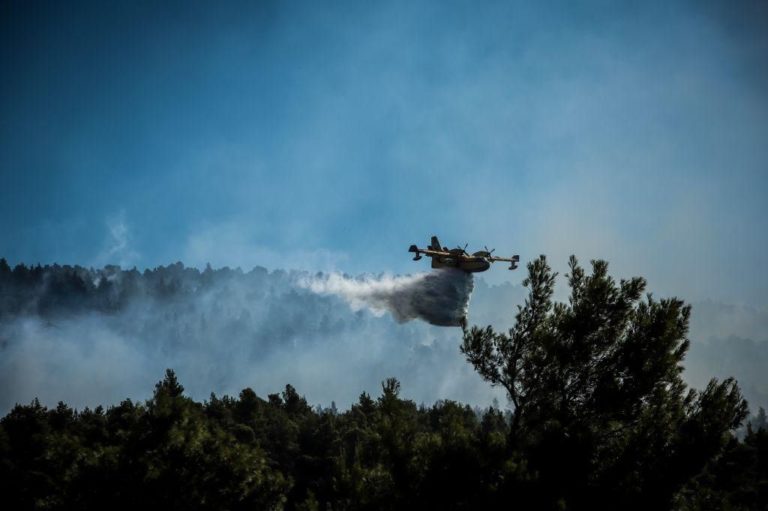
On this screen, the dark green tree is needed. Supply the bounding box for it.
[0,257,10,276]
[461,256,748,509]
[134,370,289,510]
[675,424,768,510]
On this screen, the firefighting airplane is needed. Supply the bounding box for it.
[408,236,520,273]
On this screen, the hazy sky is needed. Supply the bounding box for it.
[2,0,767,305]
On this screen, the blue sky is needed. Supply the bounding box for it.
[2,0,767,305]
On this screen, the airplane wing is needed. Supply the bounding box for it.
[409,244,450,260]
[488,254,520,270]
[409,236,452,261]
[409,245,449,256]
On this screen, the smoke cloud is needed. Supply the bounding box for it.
[1,260,766,415]
[300,269,473,327]
[0,262,498,413]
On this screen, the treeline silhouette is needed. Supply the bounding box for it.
[0,257,282,318]
[1,256,766,509]
[1,372,765,510]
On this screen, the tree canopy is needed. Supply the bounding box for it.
[462,255,750,509]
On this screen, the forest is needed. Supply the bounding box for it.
[1,256,766,510]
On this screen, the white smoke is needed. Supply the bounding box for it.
[0,263,501,413]
[300,268,474,327]
[4,260,763,415]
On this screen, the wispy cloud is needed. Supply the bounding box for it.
[93,211,139,268]
[183,220,350,272]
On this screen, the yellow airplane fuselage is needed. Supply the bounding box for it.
[431,256,491,273]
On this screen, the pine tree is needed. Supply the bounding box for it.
[462,255,748,509]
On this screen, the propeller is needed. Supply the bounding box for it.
[478,245,496,261]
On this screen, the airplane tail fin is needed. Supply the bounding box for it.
[430,236,441,251]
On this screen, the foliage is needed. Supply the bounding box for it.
[461,256,752,509]
[0,371,511,510]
